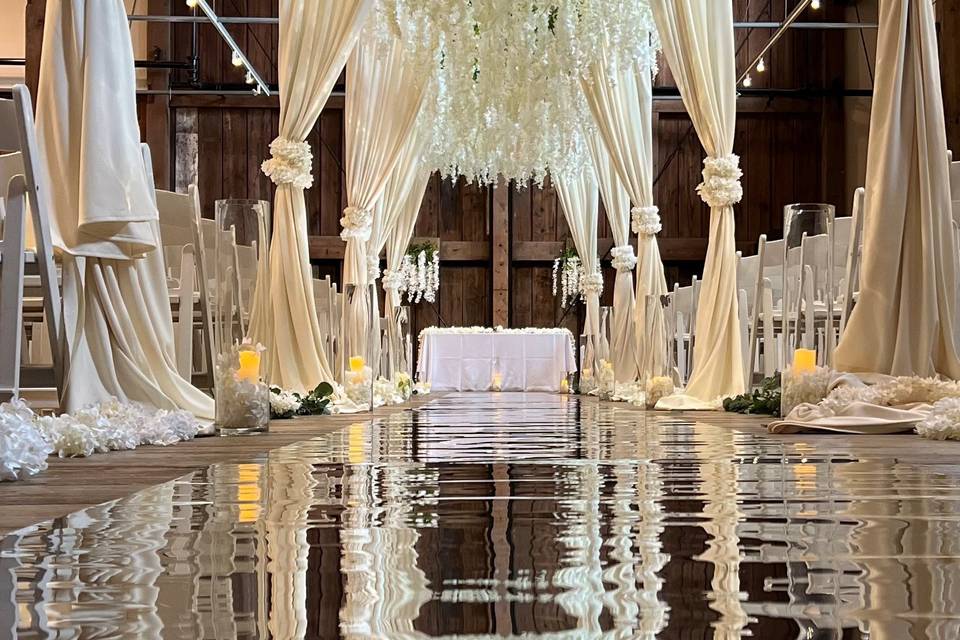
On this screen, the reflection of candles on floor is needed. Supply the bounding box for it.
[560,378,569,394]
[792,348,816,374]
[492,372,503,392]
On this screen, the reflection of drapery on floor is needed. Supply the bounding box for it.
[342,29,431,366]
[37,0,212,418]
[652,0,744,405]
[833,0,960,379]
[252,0,374,392]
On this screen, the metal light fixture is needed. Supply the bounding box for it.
[185,0,270,96]
[756,57,766,73]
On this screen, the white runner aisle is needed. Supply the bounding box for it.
[418,329,576,392]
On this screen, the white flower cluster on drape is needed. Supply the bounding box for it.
[376,0,658,184]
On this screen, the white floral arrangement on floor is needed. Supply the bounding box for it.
[781,366,834,417]
[269,388,302,419]
[400,242,440,304]
[0,397,200,481]
[341,366,420,411]
[645,376,675,409]
[552,248,583,307]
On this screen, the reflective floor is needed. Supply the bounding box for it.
[3,393,960,639]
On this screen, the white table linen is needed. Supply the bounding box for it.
[418,330,576,392]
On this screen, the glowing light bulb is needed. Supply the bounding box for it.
[811,0,821,8]
[743,74,752,88]
[245,71,255,84]
[756,57,765,73]
[231,50,243,67]
[185,0,198,7]
[253,85,262,96]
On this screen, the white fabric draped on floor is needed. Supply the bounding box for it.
[253,0,373,392]
[651,0,745,407]
[582,48,666,383]
[341,28,431,367]
[37,0,213,418]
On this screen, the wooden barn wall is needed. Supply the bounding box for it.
[131,0,849,336]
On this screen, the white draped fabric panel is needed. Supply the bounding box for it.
[555,168,602,351]
[366,129,428,317]
[581,55,667,380]
[833,0,960,379]
[252,0,373,392]
[586,134,637,382]
[37,0,213,417]
[385,169,431,320]
[651,0,745,404]
[341,30,431,364]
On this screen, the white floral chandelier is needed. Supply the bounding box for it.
[375,0,659,185]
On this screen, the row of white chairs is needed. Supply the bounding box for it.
[664,190,866,386]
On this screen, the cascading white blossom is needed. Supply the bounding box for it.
[552,255,584,307]
[375,0,659,185]
[399,247,440,304]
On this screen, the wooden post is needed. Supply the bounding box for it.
[24,0,45,103]
[940,0,960,154]
[491,177,510,326]
[145,0,172,190]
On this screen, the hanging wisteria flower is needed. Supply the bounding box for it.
[696,154,743,209]
[631,205,662,236]
[261,137,314,189]
[400,242,440,304]
[375,1,660,185]
[552,249,583,307]
[610,245,638,272]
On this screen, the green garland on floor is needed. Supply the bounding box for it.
[722,373,781,416]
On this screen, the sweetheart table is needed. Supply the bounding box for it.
[417,327,577,392]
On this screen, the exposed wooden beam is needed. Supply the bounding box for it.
[144,0,172,190]
[513,238,756,263]
[308,236,489,262]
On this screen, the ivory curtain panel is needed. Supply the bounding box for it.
[37,0,213,418]
[651,0,745,404]
[341,29,431,366]
[833,0,960,379]
[555,167,602,369]
[587,134,637,382]
[581,52,667,381]
[253,0,374,392]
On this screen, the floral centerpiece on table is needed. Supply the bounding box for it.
[400,241,440,304]
[552,247,584,307]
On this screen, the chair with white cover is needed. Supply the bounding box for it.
[0,85,62,404]
[156,185,214,383]
[670,278,698,383]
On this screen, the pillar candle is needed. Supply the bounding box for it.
[792,348,817,374]
[237,350,261,382]
[349,356,365,373]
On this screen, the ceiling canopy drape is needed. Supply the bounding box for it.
[37,0,213,418]
[833,0,960,378]
[651,0,745,405]
[253,0,374,392]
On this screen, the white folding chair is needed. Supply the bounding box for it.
[748,235,786,380]
[157,185,214,382]
[313,276,336,365]
[736,251,760,384]
[0,85,63,403]
[839,188,865,336]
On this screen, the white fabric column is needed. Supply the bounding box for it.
[342,29,431,366]
[582,53,667,380]
[833,0,960,378]
[651,0,745,405]
[254,0,373,392]
[555,167,602,365]
[37,0,213,418]
[587,134,637,382]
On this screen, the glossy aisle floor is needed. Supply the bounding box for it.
[2,393,959,639]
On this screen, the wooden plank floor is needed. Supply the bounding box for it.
[0,394,438,536]
[4,394,960,537]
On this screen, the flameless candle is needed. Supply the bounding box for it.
[792,348,817,374]
[560,378,569,394]
[349,356,365,373]
[236,349,261,382]
[492,372,503,391]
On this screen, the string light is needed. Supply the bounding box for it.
[245,71,255,85]
[231,50,243,67]
[811,0,821,8]
[743,74,752,87]
[185,0,198,7]
[756,57,765,73]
